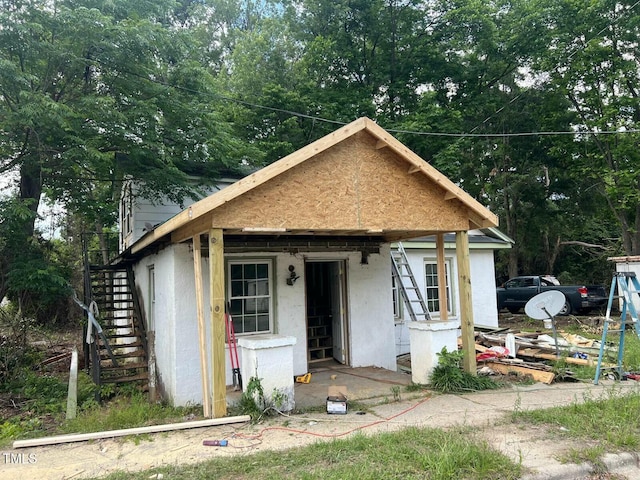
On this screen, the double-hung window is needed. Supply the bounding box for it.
[227,260,272,335]
[424,259,453,316]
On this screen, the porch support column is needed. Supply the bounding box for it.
[193,234,211,418]
[209,228,227,417]
[455,231,477,374]
[436,234,448,321]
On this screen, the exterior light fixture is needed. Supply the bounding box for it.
[286,265,299,285]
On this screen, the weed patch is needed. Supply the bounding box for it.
[429,347,502,393]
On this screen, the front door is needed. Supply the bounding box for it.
[305,260,349,366]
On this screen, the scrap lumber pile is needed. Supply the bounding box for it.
[472,328,606,384]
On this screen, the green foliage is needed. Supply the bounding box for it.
[429,347,502,393]
[0,306,43,384]
[231,376,289,420]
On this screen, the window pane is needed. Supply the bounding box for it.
[257,314,269,331]
[244,264,256,279]
[257,263,268,278]
[230,264,243,280]
[245,298,257,314]
[229,299,243,316]
[244,315,257,333]
[227,261,272,335]
[231,280,244,297]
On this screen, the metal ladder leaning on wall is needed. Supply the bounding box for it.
[391,242,431,322]
[594,272,640,384]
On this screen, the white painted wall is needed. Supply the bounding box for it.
[344,246,397,370]
[133,246,178,403]
[469,250,500,327]
[133,244,397,406]
[614,261,640,312]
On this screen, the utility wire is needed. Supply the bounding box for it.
[93,57,640,139]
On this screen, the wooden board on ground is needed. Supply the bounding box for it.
[484,361,556,384]
[517,348,593,366]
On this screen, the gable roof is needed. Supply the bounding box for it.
[131,117,498,254]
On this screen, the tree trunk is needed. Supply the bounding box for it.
[19,160,43,238]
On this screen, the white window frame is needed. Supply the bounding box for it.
[227,259,273,336]
[392,274,402,323]
[424,258,454,317]
[147,265,155,331]
[121,183,133,237]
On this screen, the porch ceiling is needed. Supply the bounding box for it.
[131,117,498,255]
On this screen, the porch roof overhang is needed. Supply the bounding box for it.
[130,117,498,256]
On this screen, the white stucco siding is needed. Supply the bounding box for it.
[135,244,399,406]
[274,255,307,376]
[171,243,204,406]
[469,250,499,328]
[133,247,178,403]
[346,245,397,370]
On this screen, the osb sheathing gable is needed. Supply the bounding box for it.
[208,131,470,232]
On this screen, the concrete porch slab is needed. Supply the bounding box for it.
[226,363,413,411]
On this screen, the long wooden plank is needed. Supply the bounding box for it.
[209,228,227,418]
[518,348,594,366]
[436,233,448,321]
[485,361,555,384]
[193,234,211,418]
[456,231,476,374]
[12,415,251,449]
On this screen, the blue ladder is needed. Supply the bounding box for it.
[593,272,640,384]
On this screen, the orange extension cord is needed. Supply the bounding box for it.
[224,395,432,449]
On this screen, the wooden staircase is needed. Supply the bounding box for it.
[86,265,149,389]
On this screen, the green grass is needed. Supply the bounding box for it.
[512,387,640,463]
[60,390,201,435]
[92,427,523,480]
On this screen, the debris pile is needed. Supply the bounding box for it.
[473,328,605,384]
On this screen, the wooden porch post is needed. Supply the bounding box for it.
[209,228,227,417]
[192,235,211,418]
[436,234,448,321]
[455,231,477,374]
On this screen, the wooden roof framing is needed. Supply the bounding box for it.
[131,117,498,255]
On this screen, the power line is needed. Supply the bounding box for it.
[102,60,640,139]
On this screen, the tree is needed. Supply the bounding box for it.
[528,0,640,255]
[0,0,258,312]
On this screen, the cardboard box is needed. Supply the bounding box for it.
[327,385,348,414]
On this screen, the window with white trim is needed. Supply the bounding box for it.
[424,259,453,316]
[392,274,402,321]
[227,260,272,335]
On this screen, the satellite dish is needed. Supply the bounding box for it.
[524,290,565,358]
[525,290,566,320]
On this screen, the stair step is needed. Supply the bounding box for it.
[105,333,143,347]
[100,350,146,360]
[101,373,149,384]
[100,361,148,370]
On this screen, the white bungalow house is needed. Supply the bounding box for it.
[114,117,500,416]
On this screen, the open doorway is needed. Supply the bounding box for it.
[305,260,349,367]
